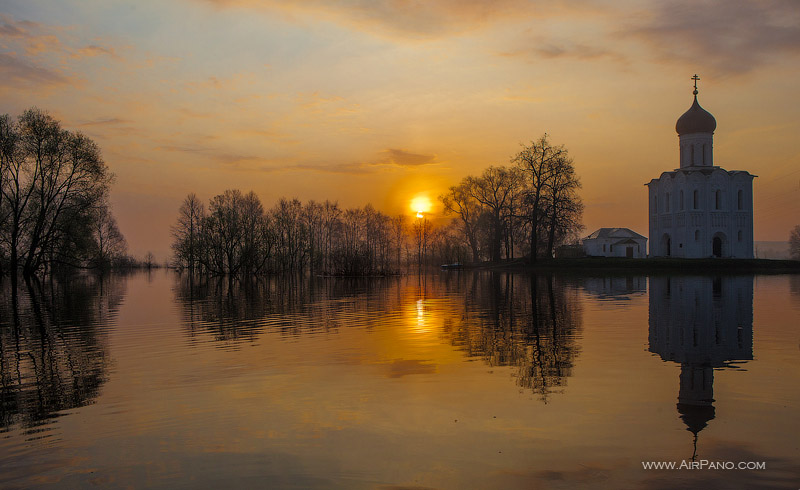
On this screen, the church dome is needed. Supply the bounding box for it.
[676,95,716,135]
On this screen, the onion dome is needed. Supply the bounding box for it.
[676,94,716,135]
[677,401,715,436]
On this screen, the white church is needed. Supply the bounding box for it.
[646,76,755,258]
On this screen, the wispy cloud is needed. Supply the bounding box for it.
[0,16,38,37]
[159,144,210,153]
[289,148,438,175]
[78,117,131,126]
[381,148,436,167]
[208,147,439,175]
[499,40,627,64]
[288,162,374,175]
[182,73,257,93]
[71,44,119,60]
[0,15,64,55]
[0,52,69,87]
[199,0,604,39]
[624,0,800,76]
[1,14,121,65]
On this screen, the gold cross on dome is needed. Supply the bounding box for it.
[691,74,700,90]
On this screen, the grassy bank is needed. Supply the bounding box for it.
[469,257,800,274]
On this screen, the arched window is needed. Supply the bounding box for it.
[738,230,743,242]
[715,189,721,210]
[693,190,699,209]
[690,145,695,165]
[737,190,743,210]
[666,192,670,212]
[680,190,684,210]
[654,195,658,213]
[695,230,700,241]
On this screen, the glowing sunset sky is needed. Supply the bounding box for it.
[2,1,798,260]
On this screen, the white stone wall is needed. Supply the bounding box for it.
[679,133,714,168]
[647,167,754,258]
[583,237,647,258]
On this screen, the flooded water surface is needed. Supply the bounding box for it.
[1,271,798,489]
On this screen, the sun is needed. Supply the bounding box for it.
[410,195,432,217]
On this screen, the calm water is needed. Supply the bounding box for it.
[1,270,798,489]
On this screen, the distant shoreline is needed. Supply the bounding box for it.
[467,257,800,274]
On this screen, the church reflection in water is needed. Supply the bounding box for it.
[648,275,754,458]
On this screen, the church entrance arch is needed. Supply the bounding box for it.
[712,233,726,258]
[662,234,671,257]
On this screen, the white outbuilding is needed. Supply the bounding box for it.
[583,228,648,258]
[645,77,755,258]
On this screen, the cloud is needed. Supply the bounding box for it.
[159,144,210,153]
[243,148,437,175]
[200,0,603,39]
[0,15,64,56]
[0,16,39,37]
[381,148,436,167]
[624,0,800,76]
[499,40,627,64]
[71,44,119,60]
[78,117,131,126]
[289,162,374,175]
[293,148,438,174]
[0,53,69,87]
[1,14,120,61]
[295,91,345,111]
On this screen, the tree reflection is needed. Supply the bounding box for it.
[790,275,800,308]
[173,272,583,400]
[648,275,754,460]
[581,275,646,300]
[173,275,402,344]
[445,273,583,401]
[0,275,122,436]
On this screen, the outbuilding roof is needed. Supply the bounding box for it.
[584,228,647,241]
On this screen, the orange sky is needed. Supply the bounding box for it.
[2,1,799,260]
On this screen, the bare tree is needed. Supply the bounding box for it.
[171,193,205,272]
[513,134,564,262]
[167,192,417,276]
[790,225,800,260]
[272,198,307,272]
[0,113,34,279]
[411,214,431,269]
[200,189,272,276]
[239,191,265,275]
[466,166,521,262]
[440,182,483,263]
[92,205,127,269]
[1,108,118,277]
[319,200,341,273]
[543,152,584,257]
[21,112,111,274]
[303,200,324,272]
[391,214,406,268]
[427,221,469,265]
